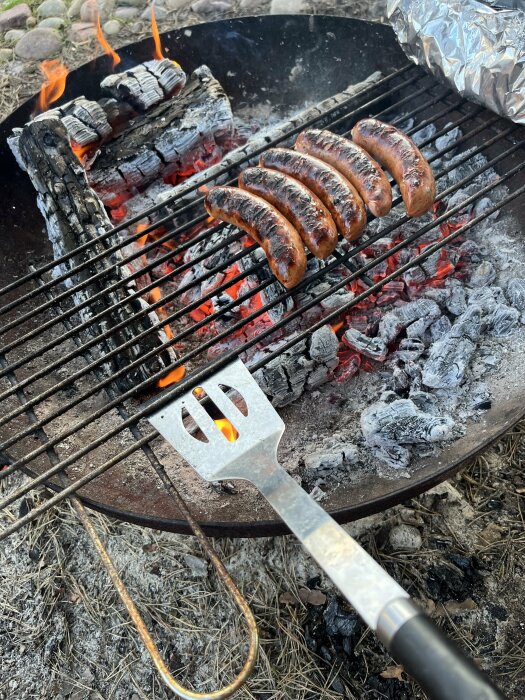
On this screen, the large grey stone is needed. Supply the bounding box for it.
[37,0,67,18]
[0,3,31,31]
[80,0,114,22]
[68,20,96,41]
[190,0,232,15]
[38,16,65,28]
[4,28,25,45]
[14,27,61,59]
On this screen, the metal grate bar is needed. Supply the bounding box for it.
[2,176,524,540]
[0,71,446,323]
[1,149,523,494]
[0,65,417,303]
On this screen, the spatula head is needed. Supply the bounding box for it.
[148,360,285,482]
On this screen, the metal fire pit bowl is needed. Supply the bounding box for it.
[1,15,524,537]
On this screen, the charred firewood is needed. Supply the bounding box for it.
[88,65,234,205]
[17,116,176,393]
[100,59,187,112]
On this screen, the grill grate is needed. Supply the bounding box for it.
[1,64,525,538]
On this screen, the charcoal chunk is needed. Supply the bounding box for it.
[505,278,525,311]
[343,329,387,361]
[361,399,454,445]
[469,261,496,287]
[422,306,481,388]
[486,304,519,337]
[379,299,440,343]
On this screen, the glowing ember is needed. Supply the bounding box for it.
[36,59,68,113]
[135,223,149,247]
[71,141,94,163]
[157,366,185,388]
[214,418,238,442]
[96,15,121,69]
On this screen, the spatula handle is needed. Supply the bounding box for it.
[255,464,505,700]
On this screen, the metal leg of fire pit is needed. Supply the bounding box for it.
[68,486,259,700]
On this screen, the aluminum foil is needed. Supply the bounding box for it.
[387,0,525,123]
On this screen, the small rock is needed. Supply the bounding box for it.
[0,47,12,62]
[444,598,477,614]
[270,0,305,11]
[190,0,231,16]
[4,28,25,45]
[388,524,422,551]
[298,588,327,606]
[38,16,65,28]
[67,0,84,18]
[165,0,191,7]
[14,27,61,59]
[141,4,167,18]
[239,0,262,8]
[117,0,144,5]
[80,0,113,22]
[69,20,96,41]
[102,18,120,34]
[478,522,505,545]
[183,554,208,577]
[26,15,36,26]
[114,6,138,18]
[37,0,66,19]
[0,3,31,31]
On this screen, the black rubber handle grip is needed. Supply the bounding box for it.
[390,614,506,700]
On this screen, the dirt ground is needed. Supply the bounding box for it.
[1,4,524,700]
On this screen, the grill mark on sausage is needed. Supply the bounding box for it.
[259,148,367,242]
[204,185,307,288]
[351,118,436,217]
[295,129,392,218]
[238,167,338,259]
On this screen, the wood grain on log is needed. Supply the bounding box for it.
[17,116,177,393]
[101,59,187,112]
[88,65,234,204]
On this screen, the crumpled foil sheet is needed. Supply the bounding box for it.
[387,0,525,123]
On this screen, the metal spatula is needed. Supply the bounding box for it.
[149,359,504,700]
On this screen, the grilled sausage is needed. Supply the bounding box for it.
[238,167,338,259]
[295,129,392,218]
[259,148,367,242]
[204,186,307,288]
[351,118,436,217]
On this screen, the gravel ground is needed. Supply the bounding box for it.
[1,1,524,699]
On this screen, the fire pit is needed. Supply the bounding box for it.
[1,14,525,538]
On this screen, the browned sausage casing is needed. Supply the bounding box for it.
[259,148,367,242]
[351,118,436,217]
[295,129,392,218]
[204,186,307,289]
[238,167,338,259]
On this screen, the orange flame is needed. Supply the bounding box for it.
[96,15,121,69]
[151,4,164,60]
[150,4,181,67]
[214,418,238,442]
[157,366,186,388]
[135,223,149,247]
[71,141,92,162]
[37,59,68,113]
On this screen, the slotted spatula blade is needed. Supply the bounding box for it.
[149,359,505,700]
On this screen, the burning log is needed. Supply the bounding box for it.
[100,59,187,112]
[88,65,234,205]
[17,115,176,392]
